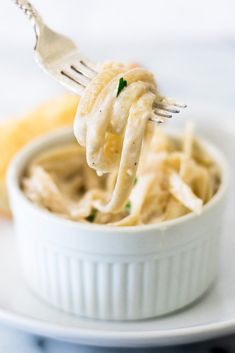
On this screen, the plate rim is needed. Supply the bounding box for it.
[1,305,235,347]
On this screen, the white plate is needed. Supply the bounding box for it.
[0,119,235,348]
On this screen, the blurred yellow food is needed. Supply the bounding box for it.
[0,94,79,216]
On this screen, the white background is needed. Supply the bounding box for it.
[0,0,234,120]
[1,0,235,46]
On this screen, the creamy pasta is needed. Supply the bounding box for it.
[22,125,220,226]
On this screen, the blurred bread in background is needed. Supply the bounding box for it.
[0,94,79,217]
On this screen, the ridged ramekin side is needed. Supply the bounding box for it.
[17,226,220,320]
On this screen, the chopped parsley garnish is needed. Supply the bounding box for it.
[125,200,132,213]
[116,77,127,97]
[86,208,97,223]
[134,177,138,185]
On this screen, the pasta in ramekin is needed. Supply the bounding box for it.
[22,124,220,226]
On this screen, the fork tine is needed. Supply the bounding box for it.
[149,118,165,124]
[61,70,86,87]
[154,103,180,114]
[80,59,98,74]
[149,114,166,124]
[60,70,86,94]
[58,55,96,94]
[73,63,96,80]
[171,102,187,108]
[61,61,92,85]
[77,54,98,74]
[70,66,91,85]
[158,97,187,109]
[153,109,172,118]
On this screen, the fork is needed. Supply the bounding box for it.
[12,0,186,123]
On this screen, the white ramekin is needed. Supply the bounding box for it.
[7,128,229,321]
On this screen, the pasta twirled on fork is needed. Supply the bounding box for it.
[74,61,159,213]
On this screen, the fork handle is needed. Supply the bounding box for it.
[13,0,43,33]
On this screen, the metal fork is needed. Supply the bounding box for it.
[12,0,186,123]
